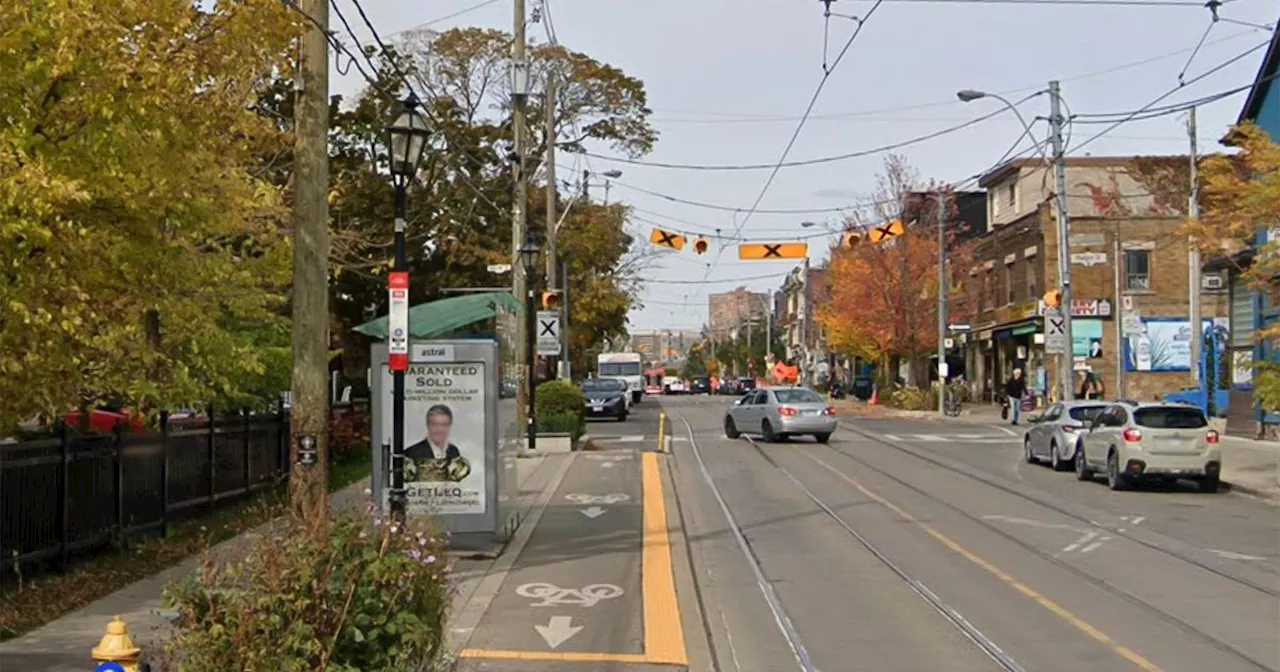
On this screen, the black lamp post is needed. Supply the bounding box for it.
[385,92,430,521]
[519,235,541,451]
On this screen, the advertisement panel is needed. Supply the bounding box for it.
[394,362,488,515]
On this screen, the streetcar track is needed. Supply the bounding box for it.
[838,419,1280,598]
[677,412,1022,672]
[819,422,1277,671]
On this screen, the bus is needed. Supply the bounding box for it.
[644,368,666,396]
[598,352,644,403]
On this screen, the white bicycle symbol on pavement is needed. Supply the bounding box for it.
[516,582,625,607]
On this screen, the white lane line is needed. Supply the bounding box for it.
[987,424,1019,436]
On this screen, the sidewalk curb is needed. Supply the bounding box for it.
[1220,479,1280,503]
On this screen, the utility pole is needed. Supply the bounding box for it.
[544,73,564,379]
[289,0,331,521]
[937,191,948,416]
[1188,106,1203,390]
[800,256,810,385]
[560,260,571,379]
[1049,80,1076,402]
[511,0,532,439]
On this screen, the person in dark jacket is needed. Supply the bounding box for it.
[404,404,469,482]
[1005,369,1027,425]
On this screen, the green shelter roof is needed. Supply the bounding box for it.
[353,291,520,340]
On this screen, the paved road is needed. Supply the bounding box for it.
[659,394,1280,672]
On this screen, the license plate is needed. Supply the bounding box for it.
[802,410,819,416]
[592,405,604,411]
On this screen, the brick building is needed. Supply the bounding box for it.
[959,157,1227,403]
[707,287,769,339]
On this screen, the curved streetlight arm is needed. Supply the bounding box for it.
[958,90,1051,167]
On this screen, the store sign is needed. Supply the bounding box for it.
[1072,298,1112,318]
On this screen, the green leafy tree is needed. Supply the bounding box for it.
[0,0,300,430]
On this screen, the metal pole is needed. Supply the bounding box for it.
[560,259,571,380]
[801,256,810,385]
[288,0,331,521]
[545,72,558,288]
[511,0,531,443]
[1114,225,1125,399]
[1188,106,1203,391]
[389,188,408,519]
[937,191,948,416]
[1049,80,1076,401]
[525,274,538,451]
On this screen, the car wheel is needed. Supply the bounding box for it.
[1198,475,1220,493]
[762,420,778,443]
[1050,442,1065,471]
[1075,446,1093,481]
[724,415,740,439]
[814,433,831,444]
[1023,437,1037,464]
[617,411,628,422]
[1106,450,1130,491]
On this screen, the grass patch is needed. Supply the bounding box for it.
[0,454,372,642]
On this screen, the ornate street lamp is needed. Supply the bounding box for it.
[519,235,541,451]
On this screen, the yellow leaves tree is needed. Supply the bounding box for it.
[0,0,301,430]
[1188,121,1280,410]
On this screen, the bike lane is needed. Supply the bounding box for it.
[455,449,688,669]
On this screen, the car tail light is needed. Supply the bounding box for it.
[1122,428,1142,443]
[823,407,836,416]
[1206,429,1220,444]
[779,406,798,416]
[1062,426,1076,433]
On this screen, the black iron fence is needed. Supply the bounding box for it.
[0,402,367,575]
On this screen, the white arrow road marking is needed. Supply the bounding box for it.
[579,506,607,519]
[1119,515,1146,525]
[1207,549,1266,561]
[585,453,634,461]
[883,434,903,441]
[599,461,615,468]
[535,616,583,649]
[565,493,630,505]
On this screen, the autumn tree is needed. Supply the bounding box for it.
[819,155,976,385]
[0,0,301,431]
[1188,121,1280,409]
[317,28,657,372]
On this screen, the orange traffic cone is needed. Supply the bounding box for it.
[870,388,879,405]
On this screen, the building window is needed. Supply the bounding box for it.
[1005,264,1015,305]
[991,192,1000,218]
[1124,249,1151,290]
[1026,261,1037,300]
[1006,183,1017,214]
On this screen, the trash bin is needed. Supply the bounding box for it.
[852,377,874,401]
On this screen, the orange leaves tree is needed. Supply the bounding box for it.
[1186,121,1280,410]
[818,156,976,381]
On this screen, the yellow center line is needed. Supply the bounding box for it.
[460,452,689,665]
[803,450,1162,672]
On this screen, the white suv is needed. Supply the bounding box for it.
[1075,402,1221,492]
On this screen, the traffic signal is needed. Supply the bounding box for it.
[1043,289,1062,309]
[542,290,562,310]
[840,230,862,249]
[693,237,709,254]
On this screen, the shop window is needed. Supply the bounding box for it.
[1124,249,1151,290]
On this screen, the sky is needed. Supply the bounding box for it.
[330,0,1279,333]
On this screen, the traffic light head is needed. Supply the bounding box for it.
[693,237,709,255]
[1043,289,1062,309]
[541,291,562,310]
[841,231,862,249]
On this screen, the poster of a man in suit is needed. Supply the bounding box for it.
[399,363,486,515]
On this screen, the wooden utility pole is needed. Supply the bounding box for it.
[545,73,558,289]
[1188,107,1203,386]
[288,0,331,521]
[511,0,532,442]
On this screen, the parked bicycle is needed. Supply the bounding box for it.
[944,378,965,416]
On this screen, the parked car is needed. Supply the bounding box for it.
[582,378,629,421]
[61,406,146,434]
[663,376,686,394]
[724,386,836,443]
[736,377,757,393]
[717,380,741,396]
[1075,402,1220,492]
[690,377,711,395]
[1023,401,1110,470]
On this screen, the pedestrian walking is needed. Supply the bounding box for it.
[1005,368,1027,425]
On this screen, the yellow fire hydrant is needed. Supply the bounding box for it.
[92,616,143,672]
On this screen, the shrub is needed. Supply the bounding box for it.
[538,411,582,436]
[884,385,937,411]
[535,380,584,436]
[328,409,371,462]
[160,504,451,672]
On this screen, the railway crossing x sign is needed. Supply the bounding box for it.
[537,311,561,356]
[738,242,808,260]
[1044,308,1067,355]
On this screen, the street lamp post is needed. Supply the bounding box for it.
[385,93,431,521]
[581,169,622,204]
[519,235,541,451]
[958,84,1076,402]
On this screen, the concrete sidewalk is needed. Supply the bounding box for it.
[0,456,554,671]
[836,399,1280,501]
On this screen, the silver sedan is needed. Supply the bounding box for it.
[1023,400,1110,470]
[724,387,837,443]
